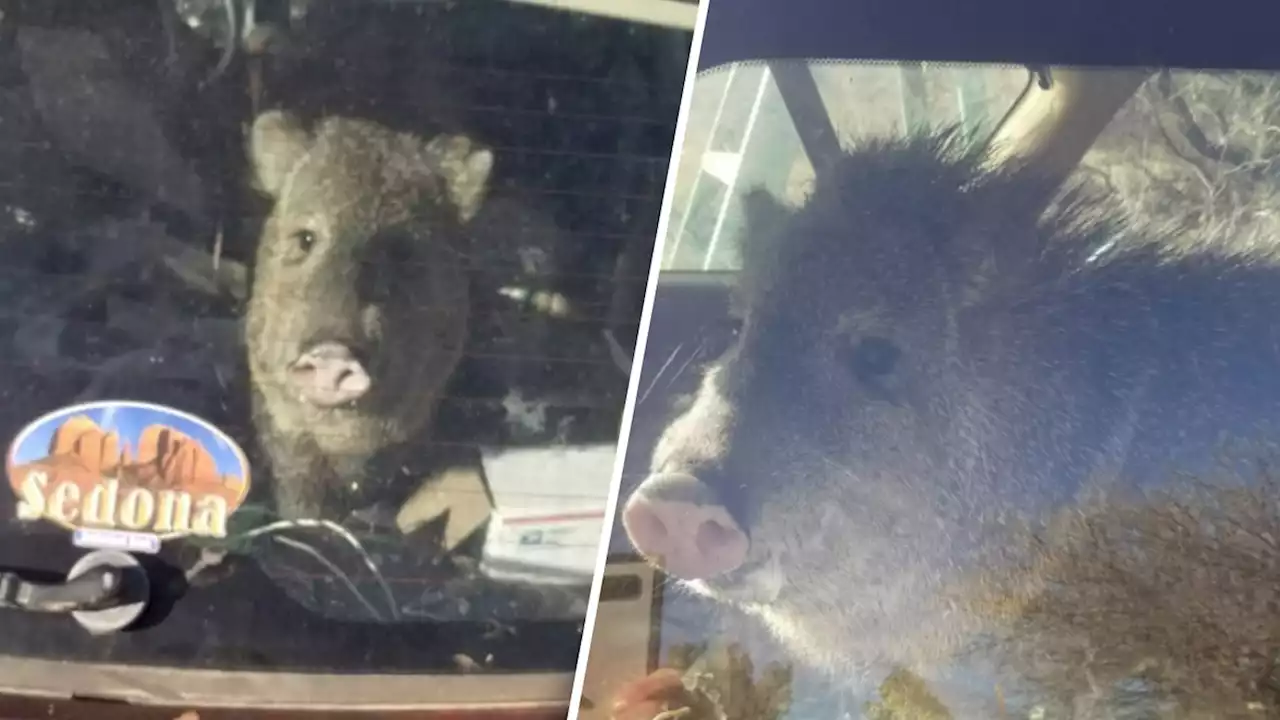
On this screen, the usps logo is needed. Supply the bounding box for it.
[518,527,573,547]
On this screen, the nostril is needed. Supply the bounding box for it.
[623,473,749,581]
[287,341,373,407]
[696,518,741,562]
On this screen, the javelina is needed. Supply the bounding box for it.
[622,129,1280,715]
[245,110,494,521]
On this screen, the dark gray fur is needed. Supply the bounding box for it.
[245,110,494,521]
[643,129,1280,715]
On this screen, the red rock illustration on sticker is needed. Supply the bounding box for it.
[6,401,251,539]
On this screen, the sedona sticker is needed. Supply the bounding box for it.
[7,401,251,540]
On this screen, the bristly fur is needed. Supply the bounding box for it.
[642,123,1280,717]
[245,111,490,521]
[736,124,1272,320]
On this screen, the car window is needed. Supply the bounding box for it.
[603,58,1280,720]
[0,0,691,697]
[662,62,1032,272]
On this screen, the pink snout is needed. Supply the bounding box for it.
[287,342,372,408]
[622,472,749,580]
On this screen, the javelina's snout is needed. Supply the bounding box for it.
[287,341,372,408]
[623,472,749,580]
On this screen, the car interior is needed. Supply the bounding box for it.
[0,0,696,715]
[611,62,1153,526]
[581,65,1158,718]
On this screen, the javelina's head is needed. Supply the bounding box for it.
[622,130,1129,676]
[246,111,494,458]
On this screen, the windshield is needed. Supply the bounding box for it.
[0,0,691,700]
[596,58,1280,720]
[662,62,1032,272]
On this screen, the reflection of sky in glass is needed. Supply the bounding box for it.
[10,403,247,482]
[654,600,1016,719]
[652,597,863,720]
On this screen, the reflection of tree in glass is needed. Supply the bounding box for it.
[680,642,793,720]
[1075,69,1280,263]
[863,668,954,720]
[616,642,793,720]
[665,642,708,674]
[953,447,1280,718]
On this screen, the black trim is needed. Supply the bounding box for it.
[768,62,842,172]
[696,0,1280,73]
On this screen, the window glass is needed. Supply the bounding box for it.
[663,62,1030,271]
[604,60,1280,720]
[0,0,692,694]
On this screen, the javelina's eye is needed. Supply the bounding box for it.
[292,230,317,254]
[848,336,900,382]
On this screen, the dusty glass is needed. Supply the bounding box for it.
[600,59,1280,720]
[0,0,692,713]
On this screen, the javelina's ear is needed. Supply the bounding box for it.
[741,187,791,231]
[249,110,312,198]
[736,187,792,265]
[730,187,794,310]
[426,134,496,224]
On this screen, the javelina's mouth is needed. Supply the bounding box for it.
[287,340,374,409]
[692,551,785,606]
